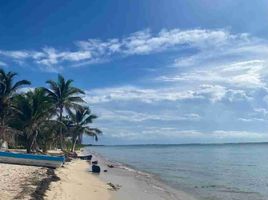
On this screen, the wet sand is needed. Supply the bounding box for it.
[89,151,197,200]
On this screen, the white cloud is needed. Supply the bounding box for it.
[84,86,198,104]
[36,47,92,65]
[211,130,266,139]
[237,107,268,123]
[85,84,250,104]
[0,28,253,72]
[97,109,200,122]
[77,29,245,57]
[238,118,266,122]
[158,60,267,89]
[17,86,35,94]
[254,108,268,116]
[120,29,237,55]
[0,50,30,59]
[104,127,268,141]
[0,61,7,66]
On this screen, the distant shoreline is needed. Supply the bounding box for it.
[85,141,268,147]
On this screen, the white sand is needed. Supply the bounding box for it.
[0,163,46,200]
[45,159,111,200]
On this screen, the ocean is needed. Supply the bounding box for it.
[88,143,268,200]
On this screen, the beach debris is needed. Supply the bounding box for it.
[92,165,101,173]
[65,156,72,162]
[201,185,217,188]
[107,164,114,168]
[78,155,92,161]
[92,160,98,165]
[67,152,78,158]
[107,182,121,191]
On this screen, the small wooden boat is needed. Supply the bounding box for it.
[0,151,65,168]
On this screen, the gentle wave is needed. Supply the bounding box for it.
[88,143,268,200]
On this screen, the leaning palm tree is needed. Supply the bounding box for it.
[67,106,101,152]
[0,69,31,144]
[11,88,54,153]
[43,74,85,150]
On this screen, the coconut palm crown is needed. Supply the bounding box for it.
[43,74,85,150]
[12,88,54,153]
[0,69,31,142]
[67,106,101,152]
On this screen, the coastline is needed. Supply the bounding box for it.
[0,151,112,200]
[0,149,196,200]
[87,149,197,200]
[1,145,265,200]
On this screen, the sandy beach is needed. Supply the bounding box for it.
[0,152,112,200]
[0,163,47,200]
[45,159,111,200]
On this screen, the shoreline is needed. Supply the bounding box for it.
[0,153,112,200]
[87,149,197,200]
[0,149,197,200]
[44,158,111,200]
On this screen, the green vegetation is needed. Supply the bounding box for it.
[0,69,101,153]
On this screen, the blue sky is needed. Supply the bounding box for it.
[2,0,268,144]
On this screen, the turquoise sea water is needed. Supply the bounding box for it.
[89,143,268,200]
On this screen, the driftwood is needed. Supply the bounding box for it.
[92,160,98,165]
[107,182,121,191]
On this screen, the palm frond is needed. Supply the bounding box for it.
[11,80,31,91]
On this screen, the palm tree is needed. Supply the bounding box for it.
[37,120,62,153]
[43,74,85,150]
[67,106,101,152]
[0,69,31,144]
[11,88,54,153]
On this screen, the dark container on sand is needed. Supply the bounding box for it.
[92,165,101,173]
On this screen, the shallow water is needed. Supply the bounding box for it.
[88,143,268,200]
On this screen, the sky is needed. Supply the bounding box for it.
[2,0,268,144]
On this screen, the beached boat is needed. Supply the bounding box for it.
[0,151,65,168]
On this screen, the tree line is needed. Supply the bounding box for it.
[0,69,101,153]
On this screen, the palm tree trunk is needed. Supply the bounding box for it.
[59,107,64,150]
[71,136,78,152]
[30,130,38,152]
[26,135,32,153]
[0,119,7,148]
[0,119,5,138]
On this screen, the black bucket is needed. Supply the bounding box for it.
[92,165,101,173]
